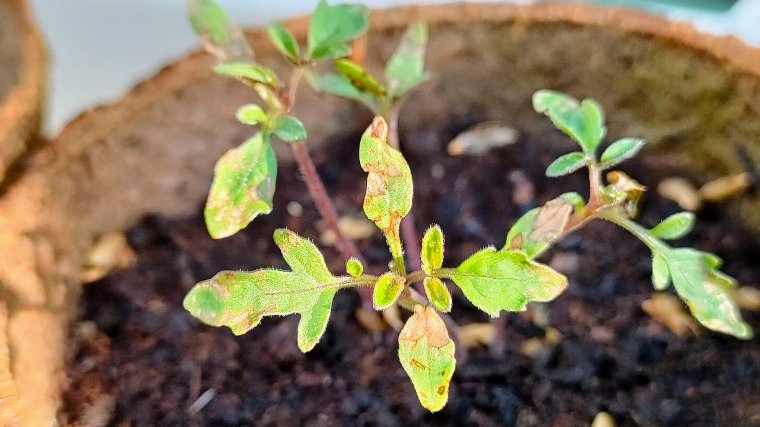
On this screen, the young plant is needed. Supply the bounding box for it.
[182,0,753,413]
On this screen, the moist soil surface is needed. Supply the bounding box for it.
[62,123,760,427]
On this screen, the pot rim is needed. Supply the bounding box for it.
[0,0,46,182]
[46,2,760,169]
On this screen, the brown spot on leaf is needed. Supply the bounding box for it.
[437,385,446,395]
[400,306,452,348]
[410,358,428,370]
[530,197,572,243]
[370,116,388,140]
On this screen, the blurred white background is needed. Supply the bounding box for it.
[28,0,760,135]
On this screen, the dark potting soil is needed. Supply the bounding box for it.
[61,123,760,427]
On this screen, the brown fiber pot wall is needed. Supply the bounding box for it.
[0,0,45,183]
[0,3,758,424]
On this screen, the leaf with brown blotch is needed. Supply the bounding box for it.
[359,116,413,260]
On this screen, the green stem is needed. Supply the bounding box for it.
[596,211,669,254]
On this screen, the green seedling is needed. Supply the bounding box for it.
[183,0,753,412]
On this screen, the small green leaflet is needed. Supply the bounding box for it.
[656,247,752,339]
[204,132,277,239]
[650,212,695,240]
[385,21,429,98]
[359,117,414,260]
[188,0,253,62]
[304,71,377,111]
[307,0,369,60]
[273,115,307,142]
[372,272,405,309]
[345,257,363,278]
[423,277,452,313]
[183,229,343,352]
[600,137,645,168]
[533,90,606,155]
[398,306,456,412]
[652,252,669,290]
[546,152,587,177]
[267,23,300,61]
[335,59,386,97]
[214,62,278,87]
[504,197,573,259]
[421,225,444,275]
[451,248,568,316]
[236,104,267,126]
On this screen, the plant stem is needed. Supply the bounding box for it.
[284,66,372,307]
[291,141,363,261]
[386,105,422,273]
[595,210,668,253]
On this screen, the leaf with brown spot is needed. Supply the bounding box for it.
[398,306,456,412]
[204,132,277,239]
[184,229,343,352]
[359,116,413,259]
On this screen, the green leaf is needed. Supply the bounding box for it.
[236,104,267,125]
[273,115,307,142]
[652,252,670,290]
[204,133,277,239]
[560,191,585,214]
[359,117,414,260]
[307,0,369,60]
[372,272,405,309]
[385,21,429,98]
[545,152,587,177]
[451,248,568,316]
[661,248,752,339]
[183,229,341,352]
[600,137,645,168]
[650,212,695,240]
[305,71,377,111]
[214,62,278,87]
[398,305,456,412]
[267,23,300,61]
[188,0,253,62]
[424,277,452,313]
[345,257,363,278]
[533,90,606,155]
[309,43,353,61]
[421,225,444,275]
[335,59,386,97]
[503,197,573,259]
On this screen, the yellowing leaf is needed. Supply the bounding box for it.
[451,248,568,316]
[398,306,456,412]
[421,225,444,275]
[359,117,413,260]
[345,257,363,278]
[305,70,377,111]
[335,59,386,97]
[423,277,452,313]
[204,132,277,239]
[183,229,343,352]
[372,272,405,310]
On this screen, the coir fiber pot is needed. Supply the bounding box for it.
[0,3,758,425]
[0,0,45,183]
